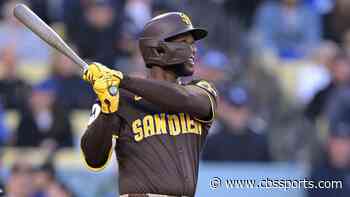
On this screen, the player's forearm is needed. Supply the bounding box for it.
[81,114,119,168]
[120,75,210,117]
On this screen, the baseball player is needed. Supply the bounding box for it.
[80,12,218,197]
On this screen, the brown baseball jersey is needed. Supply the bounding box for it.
[81,78,218,196]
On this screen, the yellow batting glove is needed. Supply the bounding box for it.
[83,62,110,84]
[104,68,123,81]
[83,62,123,84]
[93,74,121,113]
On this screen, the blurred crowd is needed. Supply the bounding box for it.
[1,0,350,196]
[4,158,75,197]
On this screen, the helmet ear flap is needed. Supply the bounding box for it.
[140,39,167,66]
[139,38,193,67]
[154,45,165,57]
[157,41,170,58]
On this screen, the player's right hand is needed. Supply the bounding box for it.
[93,73,121,113]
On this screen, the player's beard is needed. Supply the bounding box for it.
[167,60,194,77]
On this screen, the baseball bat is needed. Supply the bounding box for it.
[13,4,118,96]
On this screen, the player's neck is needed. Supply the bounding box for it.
[148,66,177,82]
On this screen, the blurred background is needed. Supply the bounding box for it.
[1,0,350,196]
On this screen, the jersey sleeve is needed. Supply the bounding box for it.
[81,101,121,172]
[190,79,218,123]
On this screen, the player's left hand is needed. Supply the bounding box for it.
[83,62,123,84]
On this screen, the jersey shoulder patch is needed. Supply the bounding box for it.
[193,80,218,98]
[188,79,218,123]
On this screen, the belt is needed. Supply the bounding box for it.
[120,194,189,197]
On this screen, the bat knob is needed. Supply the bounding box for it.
[108,86,119,96]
